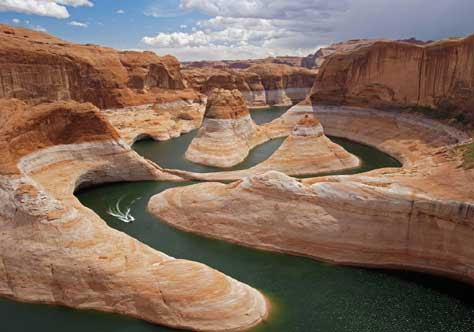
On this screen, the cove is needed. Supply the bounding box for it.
[1,106,474,332]
[132,106,401,174]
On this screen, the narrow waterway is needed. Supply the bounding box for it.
[2,106,474,332]
[133,106,401,174]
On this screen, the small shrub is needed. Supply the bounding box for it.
[462,142,474,170]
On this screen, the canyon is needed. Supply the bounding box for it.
[0,99,268,331]
[150,105,474,282]
[183,88,358,173]
[1,22,474,332]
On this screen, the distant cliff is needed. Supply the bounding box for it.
[301,38,431,70]
[310,36,474,122]
[183,56,303,69]
[184,64,316,107]
[0,24,187,109]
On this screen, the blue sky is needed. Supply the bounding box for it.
[0,1,473,61]
[0,0,208,50]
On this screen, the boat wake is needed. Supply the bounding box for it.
[107,196,141,223]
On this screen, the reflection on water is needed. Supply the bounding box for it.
[2,106,473,332]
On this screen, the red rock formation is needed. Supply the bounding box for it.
[148,105,474,285]
[248,63,316,105]
[0,99,119,174]
[310,36,474,120]
[0,98,269,331]
[183,64,316,107]
[301,39,384,69]
[204,88,249,119]
[0,24,187,109]
[183,56,304,69]
[185,89,262,167]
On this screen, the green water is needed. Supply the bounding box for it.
[2,106,474,332]
[132,106,291,173]
[133,106,401,174]
[249,106,291,125]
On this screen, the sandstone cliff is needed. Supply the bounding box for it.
[185,89,264,167]
[301,38,431,70]
[183,64,316,107]
[311,35,474,121]
[183,56,304,69]
[301,39,380,69]
[102,89,206,144]
[0,99,268,331]
[0,24,187,109]
[149,104,474,284]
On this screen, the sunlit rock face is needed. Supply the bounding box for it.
[102,90,207,145]
[185,88,264,168]
[311,35,474,121]
[301,39,384,69]
[149,104,474,284]
[237,113,360,177]
[0,98,269,332]
[0,24,211,146]
[183,63,316,107]
[0,24,187,109]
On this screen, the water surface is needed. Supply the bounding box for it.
[133,106,401,174]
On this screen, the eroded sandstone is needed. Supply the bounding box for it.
[149,104,474,284]
[185,89,265,167]
[183,64,316,107]
[0,24,187,109]
[312,35,474,121]
[102,89,206,144]
[0,99,268,331]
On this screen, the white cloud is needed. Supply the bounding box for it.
[144,3,183,18]
[32,25,47,32]
[56,0,92,7]
[179,0,348,20]
[12,17,20,24]
[149,44,319,62]
[116,9,124,14]
[180,24,187,29]
[68,20,88,28]
[0,0,93,19]
[141,0,474,61]
[141,0,344,60]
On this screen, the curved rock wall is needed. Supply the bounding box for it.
[0,99,268,331]
[149,104,474,284]
[102,90,207,144]
[312,36,474,121]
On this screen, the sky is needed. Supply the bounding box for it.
[0,0,473,61]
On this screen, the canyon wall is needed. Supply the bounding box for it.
[183,63,316,107]
[301,39,382,69]
[0,24,188,109]
[149,105,474,284]
[0,99,268,331]
[301,38,431,70]
[311,35,474,122]
[183,56,304,69]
